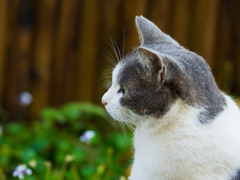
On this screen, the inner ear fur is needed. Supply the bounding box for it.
[137,47,167,85]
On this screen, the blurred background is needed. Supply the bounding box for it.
[0,0,240,179]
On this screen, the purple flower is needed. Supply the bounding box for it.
[79,130,96,144]
[13,165,32,179]
[18,92,33,107]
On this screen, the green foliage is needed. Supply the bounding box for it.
[0,102,132,180]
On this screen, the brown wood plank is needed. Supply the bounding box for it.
[50,0,78,106]
[123,0,148,51]
[75,0,100,101]
[2,0,34,119]
[202,0,219,68]
[187,0,208,54]
[1,0,19,114]
[170,0,191,47]
[0,0,7,103]
[213,0,231,91]
[232,0,240,95]
[13,28,32,115]
[149,0,171,34]
[29,0,57,118]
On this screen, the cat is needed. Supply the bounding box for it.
[102,16,240,180]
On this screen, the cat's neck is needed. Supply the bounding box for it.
[134,99,199,136]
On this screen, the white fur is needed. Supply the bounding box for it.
[130,96,240,180]
[102,63,127,122]
[102,65,240,180]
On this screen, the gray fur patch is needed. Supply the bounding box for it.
[116,16,226,123]
[231,168,240,180]
[135,16,179,46]
[118,50,177,117]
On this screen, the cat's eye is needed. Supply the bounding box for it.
[118,87,128,94]
[123,87,128,94]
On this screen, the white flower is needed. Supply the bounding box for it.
[19,92,33,107]
[65,155,75,162]
[13,165,32,179]
[79,130,96,144]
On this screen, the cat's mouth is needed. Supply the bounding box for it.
[105,105,123,122]
[105,104,138,128]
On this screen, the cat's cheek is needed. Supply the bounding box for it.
[110,93,122,107]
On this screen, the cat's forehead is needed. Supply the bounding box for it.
[112,50,139,84]
[112,63,123,84]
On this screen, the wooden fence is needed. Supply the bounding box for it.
[0,0,240,120]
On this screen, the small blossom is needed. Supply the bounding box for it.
[44,161,52,168]
[13,165,32,179]
[65,155,75,162]
[119,176,127,180]
[18,92,33,107]
[97,163,105,174]
[79,130,96,144]
[28,160,37,168]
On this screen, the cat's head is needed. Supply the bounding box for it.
[102,16,225,124]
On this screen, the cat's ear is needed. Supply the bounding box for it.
[138,47,167,84]
[135,16,178,46]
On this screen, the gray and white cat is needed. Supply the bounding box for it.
[102,16,240,180]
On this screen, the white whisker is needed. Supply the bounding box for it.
[106,65,115,70]
[105,69,113,72]
[108,37,120,62]
[122,27,125,59]
[106,104,141,136]
[110,37,122,60]
[106,52,117,64]
[100,76,112,80]
[121,110,138,126]
[119,121,126,136]
[103,54,117,66]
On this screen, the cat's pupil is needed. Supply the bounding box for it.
[122,87,125,94]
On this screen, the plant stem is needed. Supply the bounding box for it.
[70,165,81,180]
[45,163,52,180]
[58,160,68,180]
[106,147,114,178]
[89,163,105,180]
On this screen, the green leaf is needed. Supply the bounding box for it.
[22,148,37,162]
[72,147,87,162]
[81,165,96,178]
[40,108,65,127]
[61,103,82,121]
[6,123,22,134]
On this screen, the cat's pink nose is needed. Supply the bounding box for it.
[102,100,107,106]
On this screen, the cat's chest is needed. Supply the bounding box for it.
[130,120,240,180]
[133,127,201,171]
[133,119,201,162]
[131,127,195,178]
